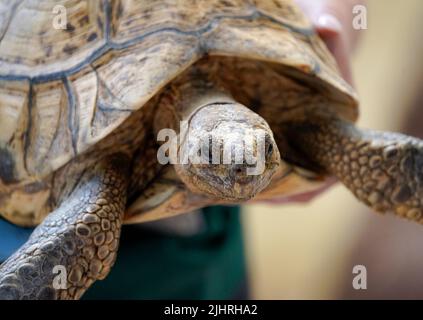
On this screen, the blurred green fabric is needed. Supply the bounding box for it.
[0,218,34,261]
[83,205,247,299]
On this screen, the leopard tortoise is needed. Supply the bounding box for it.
[0,0,423,299]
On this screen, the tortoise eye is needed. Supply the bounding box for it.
[264,134,274,159]
[266,141,273,156]
[208,138,214,164]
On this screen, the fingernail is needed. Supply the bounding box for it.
[316,13,343,34]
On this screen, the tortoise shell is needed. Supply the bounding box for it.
[0,0,357,226]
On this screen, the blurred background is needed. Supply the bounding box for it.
[243,0,423,299]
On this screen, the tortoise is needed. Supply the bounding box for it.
[1,0,423,300]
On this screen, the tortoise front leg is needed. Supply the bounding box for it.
[287,118,423,222]
[0,154,129,300]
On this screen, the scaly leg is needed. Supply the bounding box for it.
[287,118,423,222]
[0,154,129,300]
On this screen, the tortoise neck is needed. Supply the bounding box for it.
[171,70,236,119]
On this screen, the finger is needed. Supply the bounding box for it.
[256,177,338,204]
[317,18,354,85]
[295,0,365,85]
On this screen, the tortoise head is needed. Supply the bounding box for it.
[174,102,280,201]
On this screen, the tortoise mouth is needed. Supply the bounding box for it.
[188,170,263,201]
[181,158,280,202]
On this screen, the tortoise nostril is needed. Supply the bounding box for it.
[231,164,245,176]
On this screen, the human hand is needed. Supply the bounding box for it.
[261,0,365,204]
[296,0,365,84]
